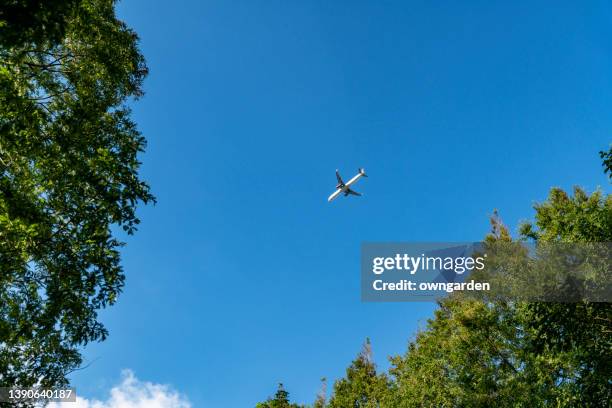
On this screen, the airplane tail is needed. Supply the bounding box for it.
[359,168,368,177]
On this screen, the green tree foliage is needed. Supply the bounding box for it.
[0,0,81,48]
[519,187,611,243]
[327,338,393,408]
[518,186,611,406]
[600,145,612,179]
[257,384,304,408]
[389,183,610,406]
[0,0,152,391]
[260,153,610,407]
[388,245,542,406]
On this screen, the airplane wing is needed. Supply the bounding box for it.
[345,188,361,196]
[336,170,344,186]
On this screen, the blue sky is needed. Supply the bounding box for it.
[68,1,611,407]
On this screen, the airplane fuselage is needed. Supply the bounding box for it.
[328,172,365,202]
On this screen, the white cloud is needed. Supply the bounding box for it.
[50,370,191,408]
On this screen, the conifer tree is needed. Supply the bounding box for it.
[313,377,327,408]
[328,338,393,408]
[257,383,304,408]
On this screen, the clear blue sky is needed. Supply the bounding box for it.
[70,1,611,406]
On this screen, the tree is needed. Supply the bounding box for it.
[518,185,611,406]
[389,156,611,406]
[0,0,81,48]
[313,377,327,408]
[328,338,393,408]
[0,0,153,392]
[257,152,610,406]
[257,383,304,408]
[600,145,612,179]
[388,244,541,407]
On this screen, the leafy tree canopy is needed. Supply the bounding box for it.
[262,151,611,407]
[0,0,153,390]
[0,0,81,48]
[389,167,611,406]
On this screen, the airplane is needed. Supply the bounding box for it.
[328,168,368,202]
